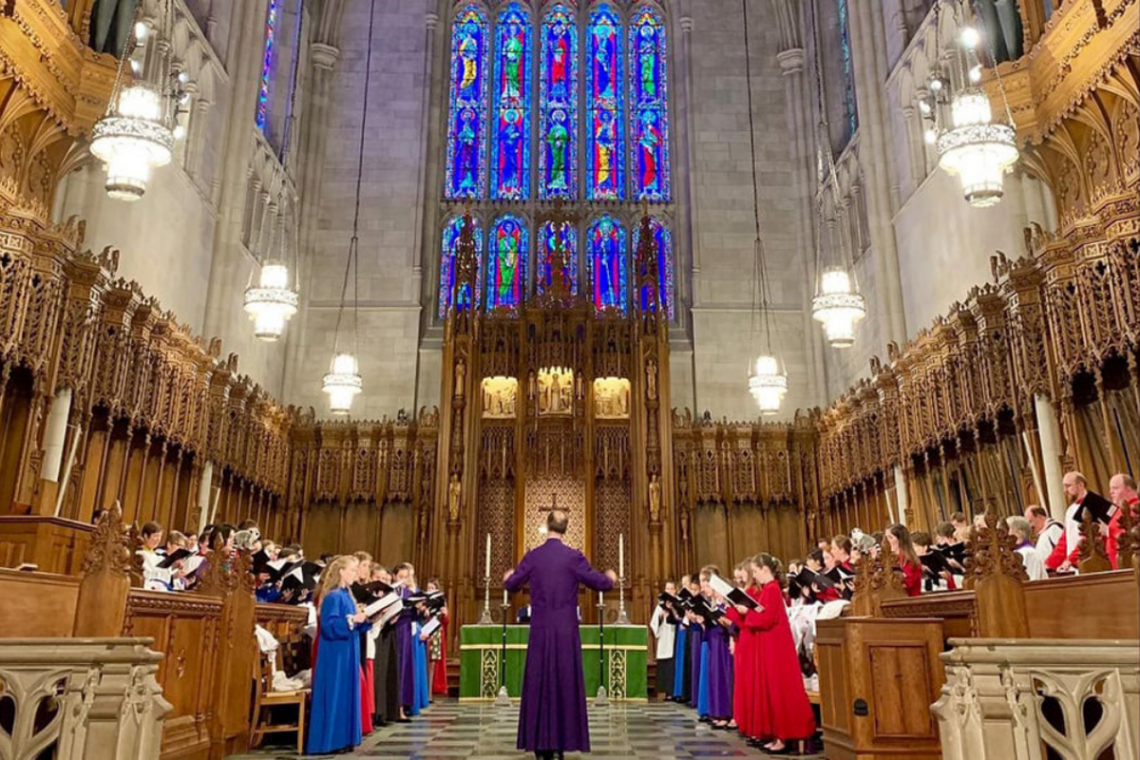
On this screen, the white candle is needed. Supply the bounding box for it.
[503,588,508,606]
[599,590,603,606]
[485,533,491,578]
[618,534,624,578]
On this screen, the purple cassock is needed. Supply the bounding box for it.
[504,538,613,753]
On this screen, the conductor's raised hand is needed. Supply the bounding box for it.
[503,568,514,583]
[604,569,618,584]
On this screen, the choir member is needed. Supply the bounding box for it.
[353,551,375,736]
[140,522,164,554]
[409,568,430,713]
[425,578,450,698]
[742,553,816,754]
[307,555,370,755]
[502,508,615,760]
[699,567,735,730]
[649,581,678,700]
[830,535,855,574]
[886,524,922,596]
[671,574,692,703]
[1047,472,1115,572]
[371,565,401,727]
[686,575,704,714]
[725,558,762,745]
[1105,474,1138,568]
[1005,517,1047,580]
[393,563,420,718]
[1024,505,1064,565]
[950,511,969,535]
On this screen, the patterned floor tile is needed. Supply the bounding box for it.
[230,700,825,759]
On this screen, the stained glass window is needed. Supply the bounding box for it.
[256,0,279,133]
[586,4,624,200]
[629,6,670,202]
[838,0,858,138]
[536,220,579,297]
[491,3,532,200]
[587,216,628,313]
[539,4,578,199]
[487,216,528,310]
[439,215,484,317]
[445,5,490,199]
[633,216,674,319]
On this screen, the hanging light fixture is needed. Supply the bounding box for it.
[742,0,787,416]
[322,0,377,415]
[931,16,1019,208]
[808,0,866,350]
[90,0,185,201]
[244,12,304,343]
[244,202,299,341]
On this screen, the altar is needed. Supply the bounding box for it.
[458,624,648,701]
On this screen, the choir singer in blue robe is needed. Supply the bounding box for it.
[307,555,370,755]
[503,509,616,760]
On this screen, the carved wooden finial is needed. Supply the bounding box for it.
[80,502,131,577]
[964,509,1027,589]
[1077,511,1112,574]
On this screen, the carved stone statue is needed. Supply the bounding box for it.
[447,473,462,522]
[646,358,658,400]
[455,359,466,397]
[648,474,662,522]
[679,508,689,542]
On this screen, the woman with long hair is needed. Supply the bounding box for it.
[307,555,371,755]
[741,553,815,754]
[424,578,450,697]
[725,558,762,742]
[370,565,401,727]
[698,566,735,729]
[885,524,922,596]
[353,551,375,736]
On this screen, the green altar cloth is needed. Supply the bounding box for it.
[459,624,648,701]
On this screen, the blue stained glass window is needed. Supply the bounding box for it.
[491,4,532,200]
[587,216,628,313]
[633,216,674,320]
[256,0,279,133]
[586,4,624,200]
[539,4,578,199]
[838,0,858,137]
[439,215,484,317]
[629,6,670,201]
[486,215,528,310]
[536,221,579,296]
[445,6,490,199]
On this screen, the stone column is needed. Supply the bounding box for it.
[1034,392,1067,520]
[847,0,907,345]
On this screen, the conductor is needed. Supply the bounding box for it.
[503,509,616,760]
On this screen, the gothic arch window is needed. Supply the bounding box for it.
[487,215,529,310]
[587,215,628,312]
[629,5,670,201]
[440,215,484,317]
[536,220,579,297]
[586,3,624,200]
[437,0,677,320]
[539,3,578,199]
[491,3,532,200]
[634,215,674,319]
[445,5,490,199]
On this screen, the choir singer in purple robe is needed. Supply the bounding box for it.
[503,509,617,760]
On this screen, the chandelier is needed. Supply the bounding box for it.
[749,355,788,416]
[321,0,377,415]
[936,87,1018,207]
[90,0,184,201]
[323,353,364,416]
[244,259,298,341]
[742,0,787,415]
[812,266,866,348]
[920,17,1019,208]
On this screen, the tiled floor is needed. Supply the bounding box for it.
[232,699,826,759]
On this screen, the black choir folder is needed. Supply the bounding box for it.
[1074,492,1117,526]
[708,574,759,610]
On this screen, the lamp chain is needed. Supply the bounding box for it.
[742,0,774,355]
